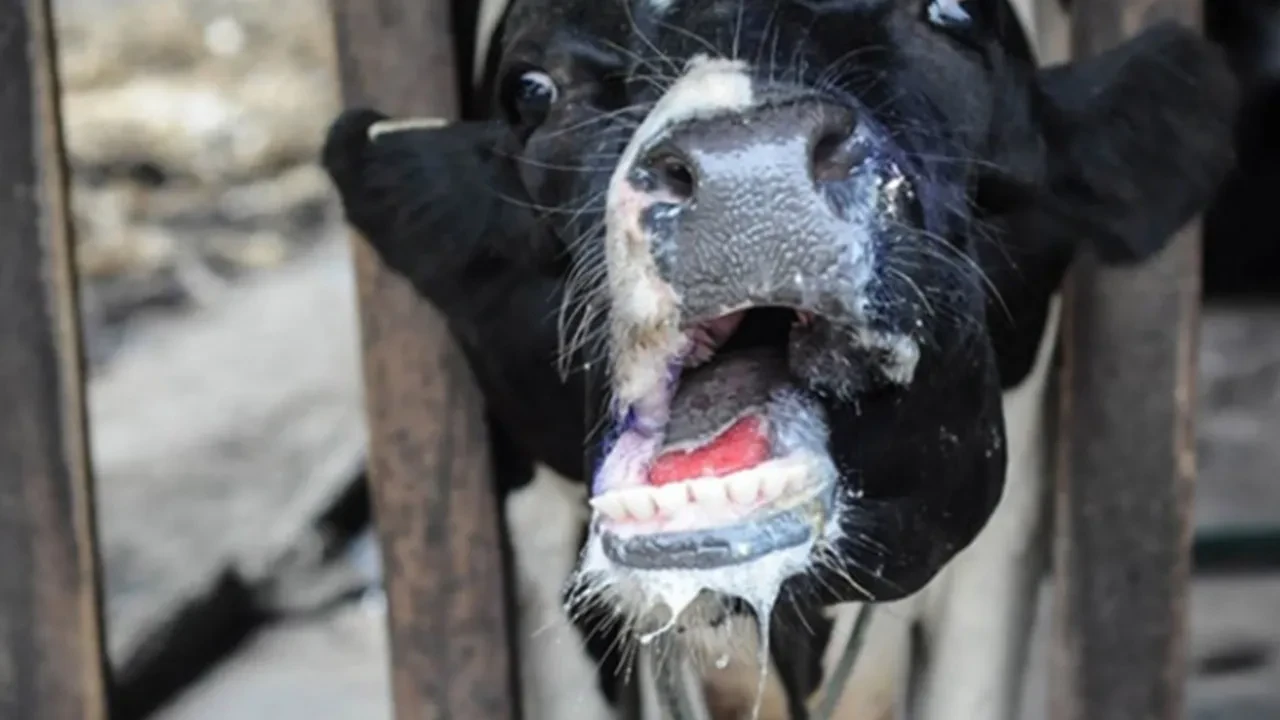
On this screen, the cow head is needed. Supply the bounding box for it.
[324,0,1235,636]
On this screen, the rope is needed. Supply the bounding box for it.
[643,637,711,720]
[810,604,876,720]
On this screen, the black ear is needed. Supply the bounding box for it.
[320,109,592,481]
[320,109,550,317]
[1036,20,1239,265]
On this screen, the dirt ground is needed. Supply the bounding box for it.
[53,0,342,367]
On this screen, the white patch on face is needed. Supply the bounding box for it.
[604,56,757,419]
[506,466,615,720]
[646,0,678,14]
[856,158,921,387]
[858,326,922,386]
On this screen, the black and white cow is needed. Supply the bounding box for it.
[322,0,1237,717]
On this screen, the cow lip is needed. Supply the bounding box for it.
[593,456,836,570]
[591,303,837,570]
[589,451,831,529]
[588,429,839,570]
[598,498,830,570]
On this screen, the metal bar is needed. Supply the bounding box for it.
[1051,1,1203,719]
[0,0,111,718]
[1193,525,1280,574]
[327,2,516,719]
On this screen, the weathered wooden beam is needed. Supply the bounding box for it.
[1051,1,1204,719]
[327,2,516,719]
[0,0,111,718]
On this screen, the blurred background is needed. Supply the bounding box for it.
[50,0,1278,718]
[56,0,380,717]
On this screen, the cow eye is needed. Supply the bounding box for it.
[923,0,989,49]
[925,0,973,31]
[502,66,559,131]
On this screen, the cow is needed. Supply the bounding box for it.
[321,1,1237,717]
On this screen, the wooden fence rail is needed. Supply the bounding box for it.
[0,0,1215,718]
[328,1,516,719]
[1051,2,1202,719]
[0,1,110,719]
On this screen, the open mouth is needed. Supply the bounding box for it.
[590,307,839,571]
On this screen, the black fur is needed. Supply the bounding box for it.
[324,111,588,484]
[1202,0,1280,297]
[985,20,1238,384]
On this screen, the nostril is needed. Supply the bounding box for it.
[811,124,868,183]
[638,148,697,201]
[656,155,696,199]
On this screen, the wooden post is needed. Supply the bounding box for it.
[0,0,111,718]
[1052,1,1202,719]
[328,2,516,719]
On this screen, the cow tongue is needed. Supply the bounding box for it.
[647,347,791,486]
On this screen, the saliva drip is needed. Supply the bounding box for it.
[746,590,777,720]
[638,612,678,646]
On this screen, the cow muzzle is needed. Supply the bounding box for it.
[577,63,927,616]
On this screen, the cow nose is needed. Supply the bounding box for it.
[621,99,902,325]
[631,101,865,204]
